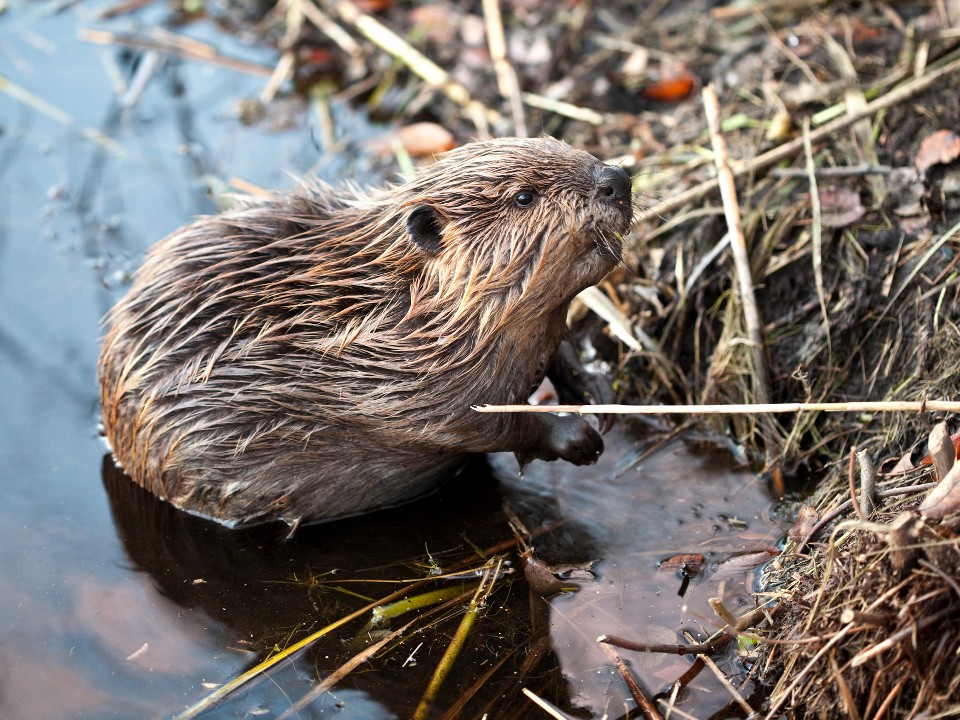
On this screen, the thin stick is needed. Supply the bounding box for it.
[698,652,754,716]
[80,28,273,77]
[702,84,771,406]
[803,117,831,361]
[599,643,666,720]
[0,73,121,153]
[482,0,526,137]
[520,92,605,125]
[300,0,362,58]
[474,400,960,415]
[330,0,498,130]
[521,688,575,720]
[637,54,960,223]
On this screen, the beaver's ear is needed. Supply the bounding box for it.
[406,205,446,256]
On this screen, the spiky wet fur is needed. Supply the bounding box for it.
[98,137,632,527]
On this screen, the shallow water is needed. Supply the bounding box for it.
[1,4,782,718]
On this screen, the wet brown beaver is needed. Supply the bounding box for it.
[98,136,633,529]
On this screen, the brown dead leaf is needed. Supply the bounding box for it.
[788,506,819,543]
[409,4,459,46]
[641,70,696,102]
[920,461,960,520]
[915,129,960,174]
[818,186,865,228]
[711,549,778,579]
[657,553,705,574]
[363,122,456,158]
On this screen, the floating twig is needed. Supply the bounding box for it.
[521,688,575,720]
[599,643,665,720]
[0,73,121,153]
[80,28,273,76]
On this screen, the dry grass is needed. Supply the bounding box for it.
[759,455,960,719]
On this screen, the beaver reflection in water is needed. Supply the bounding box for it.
[98,137,633,529]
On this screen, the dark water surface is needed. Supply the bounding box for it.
[1,4,782,718]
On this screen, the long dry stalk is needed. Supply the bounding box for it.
[474,400,960,415]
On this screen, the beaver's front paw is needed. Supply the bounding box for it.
[540,413,604,465]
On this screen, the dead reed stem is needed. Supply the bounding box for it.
[702,84,773,416]
[482,0,526,137]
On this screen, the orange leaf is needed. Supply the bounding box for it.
[641,72,695,102]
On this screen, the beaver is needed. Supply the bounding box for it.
[98,136,633,529]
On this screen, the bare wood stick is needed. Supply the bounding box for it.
[482,0,526,137]
[857,448,877,516]
[521,92,605,125]
[599,643,665,720]
[80,28,273,76]
[474,400,960,415]
[330,0,499,129]
[698,652,754,716]
[521,688,575,720]
[301,0,362,58]
[928,421,955,482]
[848,448,867,522]
[702,84,771,406]
[637,54,960,224]
[0,73,121,153]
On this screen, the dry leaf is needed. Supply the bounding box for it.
[915,129,960,174]
[409,4,459,46]
[788,506,819,542]
[818,186,865,228]
[641,70,695,102]
[657,553,705,574]
[711,549,778,579]
[364,123,456,158]
[919,461,960,520]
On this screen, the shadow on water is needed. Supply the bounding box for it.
[98,420,782,719]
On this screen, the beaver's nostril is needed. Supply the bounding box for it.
[595,165,632,201]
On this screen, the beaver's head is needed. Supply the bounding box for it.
[396,137,633,310]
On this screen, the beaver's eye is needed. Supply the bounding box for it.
[514,190,537,208]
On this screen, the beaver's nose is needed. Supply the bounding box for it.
[595,165,632,202]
